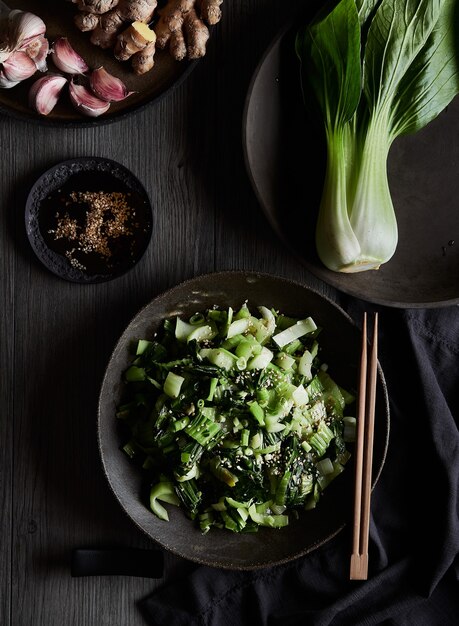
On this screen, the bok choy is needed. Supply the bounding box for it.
[296,0,459,272]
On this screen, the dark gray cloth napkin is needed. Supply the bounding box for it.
[140,302,459,626]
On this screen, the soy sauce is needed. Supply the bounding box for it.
[39,171,151,277]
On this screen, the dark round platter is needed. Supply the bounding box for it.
[243,21,459,308]
[0,0,197,126]
[97,271,390,570]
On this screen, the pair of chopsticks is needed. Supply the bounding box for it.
[350,312,378,581]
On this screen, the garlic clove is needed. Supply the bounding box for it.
[89,66,134,102]
[29,73,67,115]
[51,37,89,75]
[69,80,110,117]
[0,71,19,88]
[8,10,46,50]
[2,50,37,82]
[25,35,49,72]
[0,44,14,64]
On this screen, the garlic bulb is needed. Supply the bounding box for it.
[51,37,88,75]
[89,66,134,102]
[29,74,68,116]
[0,9,49,88]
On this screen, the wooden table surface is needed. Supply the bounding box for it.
[1,2,338,624]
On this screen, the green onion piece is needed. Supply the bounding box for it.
[309,421,335,456]
[235,339,254,359]
[227,317,250,339]
[136,339,152,355]
[124,365,146,382]
[186,413,222,446]
[204,348,237,370]
[240,428,250,447]
[189,313,205,325]
[298,350,313,379]
[187,323,217,343]
[221,510,239,532]
[343,416,356,442]
[275,352,296,371]
[122,440,139,459]
[316,457,334,476]
[292,384,309,407]
[163,371,185,398]
[283,339,303,355]
[250,431,263,449]
[236,356,247,370]
[174,463,198,482]
[233,303,250,319]
[258,305,276,337]
[207,378,218,401]
[226,496,251,509]
[248,504,289,528]
[256,390,270,409]
[211,499,227,511]
[273,317,317,348]
[150,480,180,521]
[247,347,274,370]
[169,416,190,432]
[209,457,238,487]
[175,479,202,516]
[275,470,291,506]
[175,317,196,342]
[248,400,265,425]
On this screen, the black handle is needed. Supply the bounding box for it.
[71,548,164,579]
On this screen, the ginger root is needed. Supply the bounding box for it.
[72,0,224,73]
[155,0,223,61]
[114,21,157,75]
[73,0,158,72]
[71,0,120,14]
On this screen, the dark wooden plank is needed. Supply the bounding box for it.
[2,2,340,625]
[0,123,16,626]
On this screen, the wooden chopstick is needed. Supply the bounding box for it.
[350,311,378,581]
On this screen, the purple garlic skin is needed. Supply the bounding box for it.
[51,37,89,75]
[2,50,37,82]
[89,66,134,102]
[29,73,68,116]
[69,80,110,117]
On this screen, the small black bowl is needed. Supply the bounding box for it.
[25,157,153,283]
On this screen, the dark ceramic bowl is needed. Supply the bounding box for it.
[97,271,390,570]
[25,157,153,283]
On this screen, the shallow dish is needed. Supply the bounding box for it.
[0,0,197,126]
[243,18,459,308]
[97,271,390,570]
[25,157,153,283]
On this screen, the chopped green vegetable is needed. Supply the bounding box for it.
[296,0,459,273]
[117,303,355,532]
